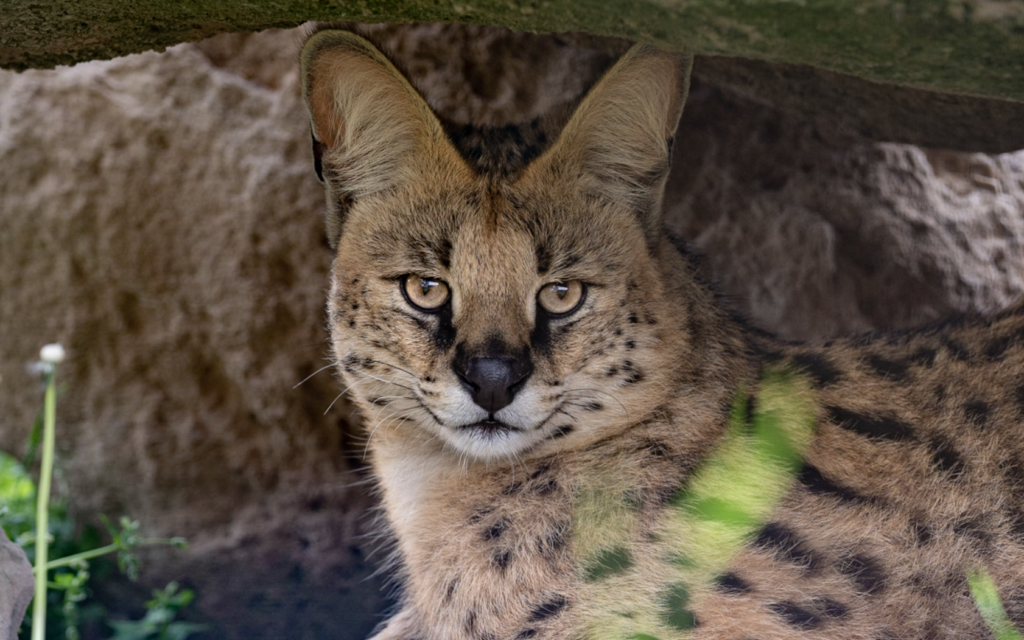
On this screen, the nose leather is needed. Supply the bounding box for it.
[457,356,532,414]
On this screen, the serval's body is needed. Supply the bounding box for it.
[299,28,1024,640]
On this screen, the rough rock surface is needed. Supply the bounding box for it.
[0,527,33,640]
[0,23,1022,640]
[4,0,1024,109]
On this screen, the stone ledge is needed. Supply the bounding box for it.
[2,0,1023,105]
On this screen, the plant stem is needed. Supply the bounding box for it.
[32,366,57,640]
[45,538,175,570]
[46,543,118,570]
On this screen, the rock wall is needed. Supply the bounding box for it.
[0,24,1021,639]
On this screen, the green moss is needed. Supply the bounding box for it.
[2,0,1022,103]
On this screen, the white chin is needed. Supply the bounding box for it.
[443,423,539,461]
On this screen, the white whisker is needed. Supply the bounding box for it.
[293,363,336,389]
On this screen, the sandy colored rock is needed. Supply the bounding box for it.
[0,23,1022,640]
[0,34,382,639]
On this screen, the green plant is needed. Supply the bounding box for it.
[107,583,207,640]
[0,344,200,640]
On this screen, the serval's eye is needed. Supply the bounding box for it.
[402,276,450,312]
[537,280,586,317]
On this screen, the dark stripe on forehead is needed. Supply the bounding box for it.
[535,242,552,274]
[430,237,453,271]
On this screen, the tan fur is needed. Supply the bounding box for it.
[301,30,1024,640]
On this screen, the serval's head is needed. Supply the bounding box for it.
[301,30,692,462]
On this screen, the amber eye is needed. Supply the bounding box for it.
[537,280,585,317]
[402,276,450,312]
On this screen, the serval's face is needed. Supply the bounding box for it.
[302,30,689,461]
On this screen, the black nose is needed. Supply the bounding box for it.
[456,356,533,414]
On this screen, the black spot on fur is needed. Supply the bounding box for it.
[1006,587,1024,629]
[928,437,966,478]
[818,598,849,620]
[768,598,846,629]
[548,425,574,439]
[585,547,633,580]
[465,610,477,635]
[529,595,568,621]
[625,340,636,350]
[628,312,639,324]
[837,554,887,595]
[536,521,569,555]
[769,601,820,629]
[911,519,933,545]
[1006,507,1024,540]
[798,464,869,504]
[1006,457,1024,488]
[984,334,1014,360]
[584,402,603,411]
[621,361,644,384]
[911,347,937,367]
[492,549,513,573]
[942,337,971,361]
[867,355,909,382]
[485,518,511,541]
[532,477,559,496]
[954,517,992,547]
[964,399,991,426]
[753,523,822,571]
[468,506,495,524]
[516,630,537,639]
[791,352,841,387]
[1015,383,1024,417]
[715,572,752,595]
[637,439,671,458]
[661,583,697,631]
[743,393,758,432]
[827,406,915,442]
[445,578,459,602]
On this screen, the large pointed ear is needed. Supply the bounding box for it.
[300,29,463,248]
[535,45,692,246]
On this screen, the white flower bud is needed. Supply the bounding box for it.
[40,343,66,364]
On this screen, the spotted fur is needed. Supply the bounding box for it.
[300,28,1024,640]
